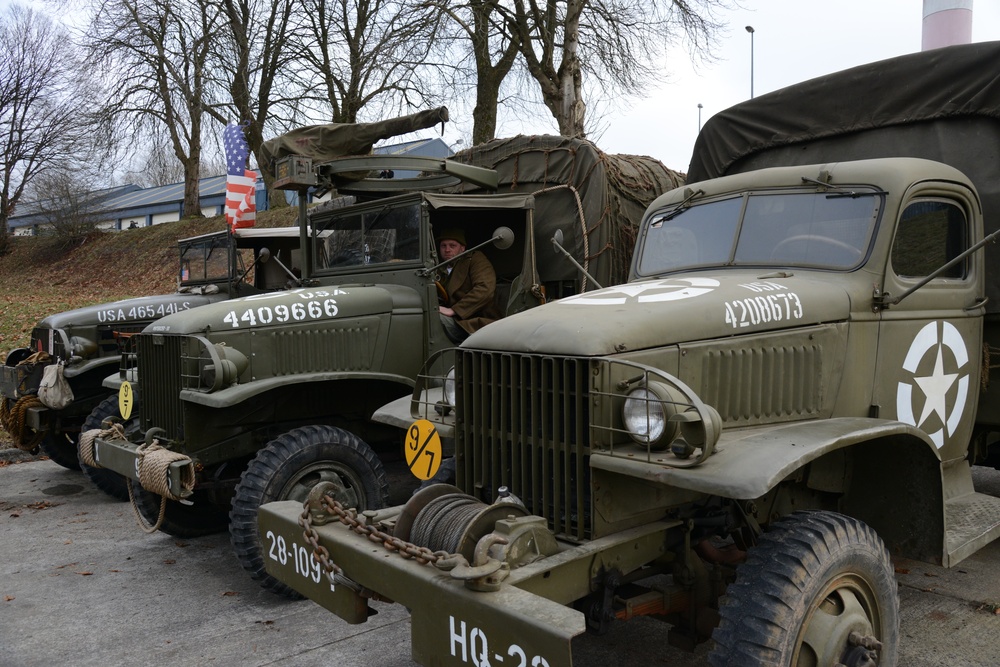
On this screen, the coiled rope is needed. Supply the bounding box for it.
[0,395,46,451]
[80,423,195,533]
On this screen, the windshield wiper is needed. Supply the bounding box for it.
[652,188,705,226]
[800,175,886,199]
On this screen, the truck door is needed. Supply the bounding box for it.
[873,188,983,462]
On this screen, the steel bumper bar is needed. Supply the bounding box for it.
[259,499,585,666]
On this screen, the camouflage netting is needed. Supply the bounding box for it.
[446,135,685,288]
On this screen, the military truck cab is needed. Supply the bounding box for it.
[258,43,1000,667]
[0,227,293,472]
[86,127,680,602]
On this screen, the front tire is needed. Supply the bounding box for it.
[709,511,899,667]
[39,432,82,471]
[230,425,389,597]
[79,396,131,501]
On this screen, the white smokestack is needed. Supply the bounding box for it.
[922,0,973,50]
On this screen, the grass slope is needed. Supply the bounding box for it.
[0,209,298,360]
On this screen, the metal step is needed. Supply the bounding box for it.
[945,490,1000,566]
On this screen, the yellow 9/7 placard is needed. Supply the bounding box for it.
[118,381,134,421]
[405,419,442,481]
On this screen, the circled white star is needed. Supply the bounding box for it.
[559,277,720,306]
[896,321,969,449]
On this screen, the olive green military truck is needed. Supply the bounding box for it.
[258,42,1000,666]
[85,127,681,599]
[0,226,299,496]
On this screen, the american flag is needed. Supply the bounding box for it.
[224,122,257,231]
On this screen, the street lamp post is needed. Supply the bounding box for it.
[697,103,703,131]
[745,25,755,99]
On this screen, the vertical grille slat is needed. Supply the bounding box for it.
[137,334,184,440]
[457,351,591,541]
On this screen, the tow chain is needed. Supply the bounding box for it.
[298,492,456,595]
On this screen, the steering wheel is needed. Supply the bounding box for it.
[436,281,449,306]
[771,235,861,264]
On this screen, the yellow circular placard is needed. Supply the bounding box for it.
[118,381,134,421]
[405,419,442,481]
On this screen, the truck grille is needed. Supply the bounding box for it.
[137,334,184,440]
[455,350,591,541]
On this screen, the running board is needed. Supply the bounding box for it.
[944,464,1000,567]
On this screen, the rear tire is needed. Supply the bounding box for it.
[79,396,131,501]
[39,432,82,471]
[230,425,389,597]
[709,511,899,667]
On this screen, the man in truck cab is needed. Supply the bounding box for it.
[436,228,503,342]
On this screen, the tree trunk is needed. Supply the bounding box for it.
[554,0,585,137]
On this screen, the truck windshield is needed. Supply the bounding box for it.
[314,200,421,271]
[179,234,232,285]
[636,191,881,276]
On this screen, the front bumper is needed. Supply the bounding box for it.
[259,499,586,666]
[92,435,194,498]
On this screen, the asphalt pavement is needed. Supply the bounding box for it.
[2,447,999,666]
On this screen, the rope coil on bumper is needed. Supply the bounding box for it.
[0,396,45,451]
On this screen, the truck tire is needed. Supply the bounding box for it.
[79,396,131,501]
[709,511,898,667]
[39,433,82,471]
[129,480,230,538]
[230,425,389,597]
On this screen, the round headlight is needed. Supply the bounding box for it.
[443,367,457,406]
[622,382,680,449]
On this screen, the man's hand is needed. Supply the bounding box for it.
[439,306,455,317]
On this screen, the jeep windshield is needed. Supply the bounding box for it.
[179,232,233,285]
[635,189,882,276]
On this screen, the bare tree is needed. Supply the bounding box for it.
[426,0,521,145]
[209,0,298,198]
[0,5,91,253]
[291,0,441,127]
[506,0,733,137]
[26,168,106,245]
[83,0,220,220]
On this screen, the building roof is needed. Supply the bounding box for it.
[9,137,452,229]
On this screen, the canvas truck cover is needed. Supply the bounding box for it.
[260,107,450,172]
[686,40,1000,314]
[447,134,684,289]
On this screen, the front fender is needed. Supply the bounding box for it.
[590,417,940,500]
[179,371,416,408]
[63,356,117,381]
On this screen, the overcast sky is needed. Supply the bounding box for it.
[7,0,1000,175]
[486,0,1000,173]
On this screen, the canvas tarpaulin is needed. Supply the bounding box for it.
[260,107,450,172]
[686,41,1000,314]
[446,135,684,289]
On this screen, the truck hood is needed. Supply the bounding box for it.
[39,292,225,330]
[465,272,852,355]
[143,284,422,335]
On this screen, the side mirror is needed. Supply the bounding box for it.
[492,226,514,250]
[551,228,603,290]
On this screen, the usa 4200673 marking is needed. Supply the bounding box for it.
[724,292,803,329]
